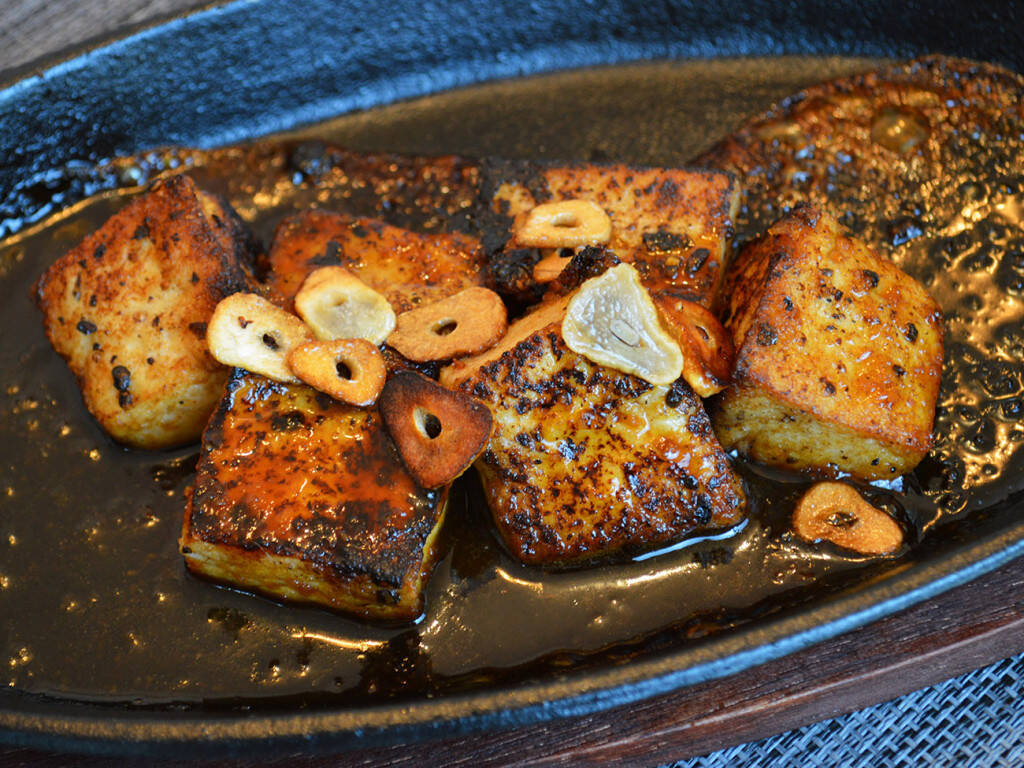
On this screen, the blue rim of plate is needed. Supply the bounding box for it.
[1,0,1023,756]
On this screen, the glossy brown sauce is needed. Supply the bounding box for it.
[1,57,1022,708]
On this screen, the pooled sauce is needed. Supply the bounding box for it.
[2,58,1023,708]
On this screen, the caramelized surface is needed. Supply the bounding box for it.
[265,209,486,313]
[456,324,746,565]
[181,370,447,620]
[33,174,255,449]
[714,205,943,478]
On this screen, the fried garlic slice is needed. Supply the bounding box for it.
[379,372,493,489]
[294,266,396,345]
[562,263,683,385]
[792,482,904,555]
[516,199,612,249]
[287,339,386,407]
[207,293,314,383]
[387,287,508,362]
[654,295,734,397]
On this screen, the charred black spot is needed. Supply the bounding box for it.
[861,269,880,288]
[656,178,679,205]
[642,230,688,253]
[904,323,919,343]
[88,294,97,307]
[783,296,794,311]
[893,364,906,377]
[191,272,200,284]
[686,248,711,275]
[756,323,778,346]
[486,247,543,303]
[76,319,97,335]
[821,377,837,395]
[550,246,620,294]
[112,365,131,392]
[92,244,106,260]
[693,493,713,525]
[309,239,342,267]
[262,333,279,350]
[118,391,133,408]
[270,411,307,431]
[132,222,150,240]
[557,437,585,462]
[188,322,207,338]
[350,223,369,238]
[665,380,688,408]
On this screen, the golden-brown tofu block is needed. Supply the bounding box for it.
[482,159,740,308]
[180,370,447,621]
[443,313,746,566]
[33,174,256,449]
[713,205,944,479]
[265,210,486,313]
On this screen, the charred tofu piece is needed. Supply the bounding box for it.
[443,314,746,566]
[180,370,447,621]
[713,205,943,479]
[34,174,257,449]
[693,56,1024,254]
[265,210,486,313]
[480,159,739,309]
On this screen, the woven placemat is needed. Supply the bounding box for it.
[671,651,1024,767]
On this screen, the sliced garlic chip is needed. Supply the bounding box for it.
[516,199,612,249]
[207,293,314,383]
[287,338,386,407]
[562,263,683,385]
[294,266,396,345]
[792,482,904,555]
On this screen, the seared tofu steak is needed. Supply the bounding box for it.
[265,210,486,312]
[713,205,943,479]
[480,159,740,309]
[181,370,447,621]
[446,317,746,566]
[34,174,257,449]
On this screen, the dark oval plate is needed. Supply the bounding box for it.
[1,0,1023,758]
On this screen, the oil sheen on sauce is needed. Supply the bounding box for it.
[0,57,1022,708]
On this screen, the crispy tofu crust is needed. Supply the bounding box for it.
[450,320,746,566]
[33,174,256,449]
[180,370,447,621]
[713,205,944,479]
[265,210,486,313]
[481,159,740,308]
